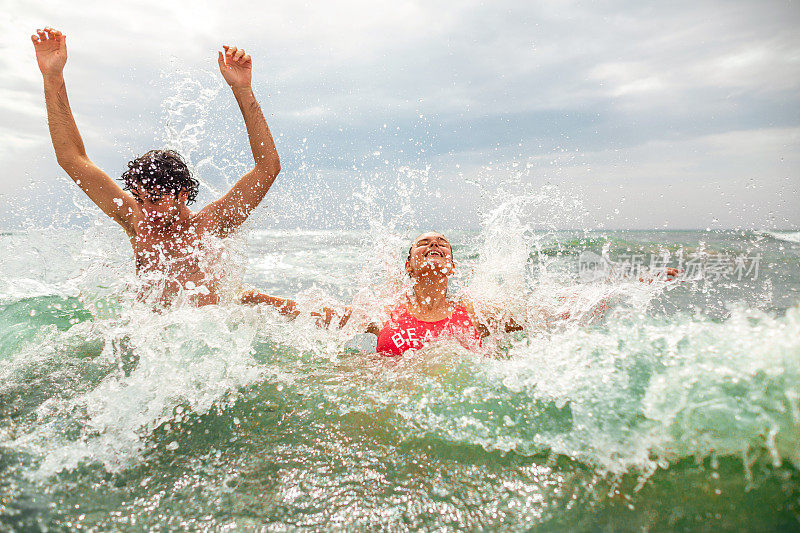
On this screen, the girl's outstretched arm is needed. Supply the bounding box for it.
[240,290,299,318]
[461,298,522,338]
[240,289,357,329]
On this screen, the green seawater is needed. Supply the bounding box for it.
[0,228,798,531]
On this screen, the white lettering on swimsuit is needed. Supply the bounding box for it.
[388,312,477,352]
[391,332,405,349]
[391,326,424,349]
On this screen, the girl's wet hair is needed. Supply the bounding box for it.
[120,150,199,204]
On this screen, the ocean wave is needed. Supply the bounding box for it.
[762,230,800,244]
[8,302,796,480]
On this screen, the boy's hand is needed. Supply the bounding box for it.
[218,45,251,88]
[32,27,67,77]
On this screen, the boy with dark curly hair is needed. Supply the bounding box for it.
[120,150,201,206]
[32,28,281,305]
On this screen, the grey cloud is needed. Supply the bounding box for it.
[1,0,798,230]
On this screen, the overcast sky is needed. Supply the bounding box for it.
[1,0,798,231]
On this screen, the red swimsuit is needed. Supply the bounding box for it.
[376,303,482,356]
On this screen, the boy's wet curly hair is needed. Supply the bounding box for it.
[120,150,199,204]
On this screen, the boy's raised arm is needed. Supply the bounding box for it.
[32,28,138,234]
[199,45,281,237]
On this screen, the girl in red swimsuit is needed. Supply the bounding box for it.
[373,232,484,356]
[241,231,507,356]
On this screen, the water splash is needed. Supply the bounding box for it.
[159,66,227,197]
[5,303,265,477]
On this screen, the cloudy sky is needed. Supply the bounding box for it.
[1,0,798,231]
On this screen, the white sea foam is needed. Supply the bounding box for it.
[763,230,800,244]
[7,304,267,477]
